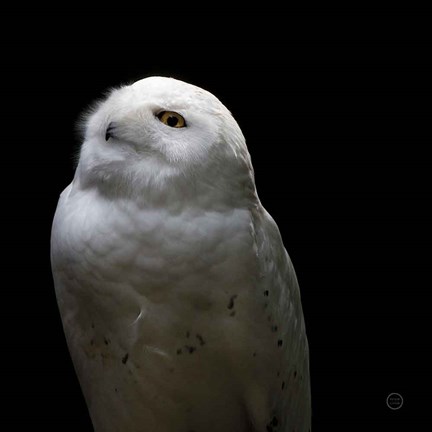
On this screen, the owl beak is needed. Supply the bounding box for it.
[105,123,116,141]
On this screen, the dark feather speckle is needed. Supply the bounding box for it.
[185,345,196,354]
[196,334,205,346]
[227,294,237,310]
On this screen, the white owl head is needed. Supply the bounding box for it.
[76,77,254,205]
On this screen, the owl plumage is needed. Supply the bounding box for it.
[51,77,311,432]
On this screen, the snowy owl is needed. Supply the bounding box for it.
[51,76,311,432]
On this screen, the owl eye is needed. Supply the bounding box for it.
[157,111,186,128]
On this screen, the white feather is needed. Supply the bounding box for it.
[51,76,311,432]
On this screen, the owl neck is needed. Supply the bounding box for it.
[74,153,257,212]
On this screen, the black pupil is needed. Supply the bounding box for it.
[167,115,179,127]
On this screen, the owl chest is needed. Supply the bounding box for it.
[57,197,262,359]
[62,197,257,294]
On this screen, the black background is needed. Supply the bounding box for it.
[4,11,431,431]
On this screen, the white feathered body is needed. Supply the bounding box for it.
[51,77,311,432]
